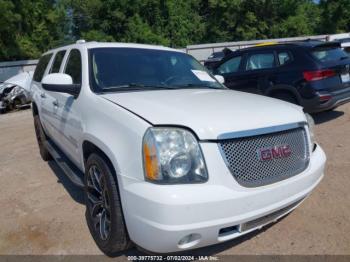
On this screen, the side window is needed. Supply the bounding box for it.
[50,50,66,73]
[246,52,275,71]
[33,53,53,82]
[217,56,242,74]
[278,51,292,66]
[65,49,82,84]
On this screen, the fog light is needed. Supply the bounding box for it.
[178,233,201,249]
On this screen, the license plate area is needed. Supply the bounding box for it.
[239,198,304,232]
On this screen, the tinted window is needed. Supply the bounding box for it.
[278,51,292,65]
[50,50,66,73]
[246,53,275,70]
[33,53,53,82]
[89,48,223,92]
[65,49,82,84]
[217,56,242,74]
[311,47,348,63]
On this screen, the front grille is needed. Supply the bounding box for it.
[219,127,310,187]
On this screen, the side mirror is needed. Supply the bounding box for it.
[214,75,225,84]
[42,73,81,98]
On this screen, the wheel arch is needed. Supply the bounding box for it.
[266,85,302,104]
[81,138,121,184]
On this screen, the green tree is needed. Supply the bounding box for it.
[68,0,204,47]
[1,0,350,61]
[201,0,321,43]
[319,0,350,34]
[0,0,21,60]
[0,0,66,60]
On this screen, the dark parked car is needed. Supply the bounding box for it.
[211,41,350,113]
[204,48,233,70]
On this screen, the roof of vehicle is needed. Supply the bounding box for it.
[43,41,183,55]
[254,41,278,47]
[225,40,341,56]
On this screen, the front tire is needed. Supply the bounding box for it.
[85,153,132,256]
[33,115,52,161]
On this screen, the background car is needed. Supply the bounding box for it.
[0,72,33,114]
[211,41,350,113]
[204,48,233,70]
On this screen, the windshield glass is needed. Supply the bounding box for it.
[89,48,223,92]
[311,47,349,63]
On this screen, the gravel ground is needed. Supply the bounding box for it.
[0,106,349,256]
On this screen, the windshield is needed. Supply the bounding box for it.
[311,46,349,63]
[89,48,224,92]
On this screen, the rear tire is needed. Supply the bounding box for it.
[271,92,298,105]
[85,153,132,256]
[33,115,52,161]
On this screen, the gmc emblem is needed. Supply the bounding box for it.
[257,145,292,161]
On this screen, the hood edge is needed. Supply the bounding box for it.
[102,97,154,126]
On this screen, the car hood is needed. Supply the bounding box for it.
[101,89,306,140]
[4,71,33,92]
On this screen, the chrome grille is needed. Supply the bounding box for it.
[219,127,310,187]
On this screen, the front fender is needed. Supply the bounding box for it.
[79,134,121,176]
[78,94,152,186]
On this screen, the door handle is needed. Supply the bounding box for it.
[40,92,46,98]
[52,100,59,107]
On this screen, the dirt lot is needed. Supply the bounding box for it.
[0,106,349,256]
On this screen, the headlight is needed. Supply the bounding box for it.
[142,127,208,184]
[305,113,316,147]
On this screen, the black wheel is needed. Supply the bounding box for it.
[33,115,52,161]
[85,153,132,256]
[271,92,298,105]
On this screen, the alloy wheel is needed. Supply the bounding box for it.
[86,165,111,241]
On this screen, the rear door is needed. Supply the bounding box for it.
[31,53,54,136]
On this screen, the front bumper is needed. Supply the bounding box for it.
[121,143,326,253]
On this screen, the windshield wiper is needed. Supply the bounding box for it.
[100,83,226,92]
[171,83,226,90]
[103,83,174,91]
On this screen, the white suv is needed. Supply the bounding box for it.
[31,40,326,255]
